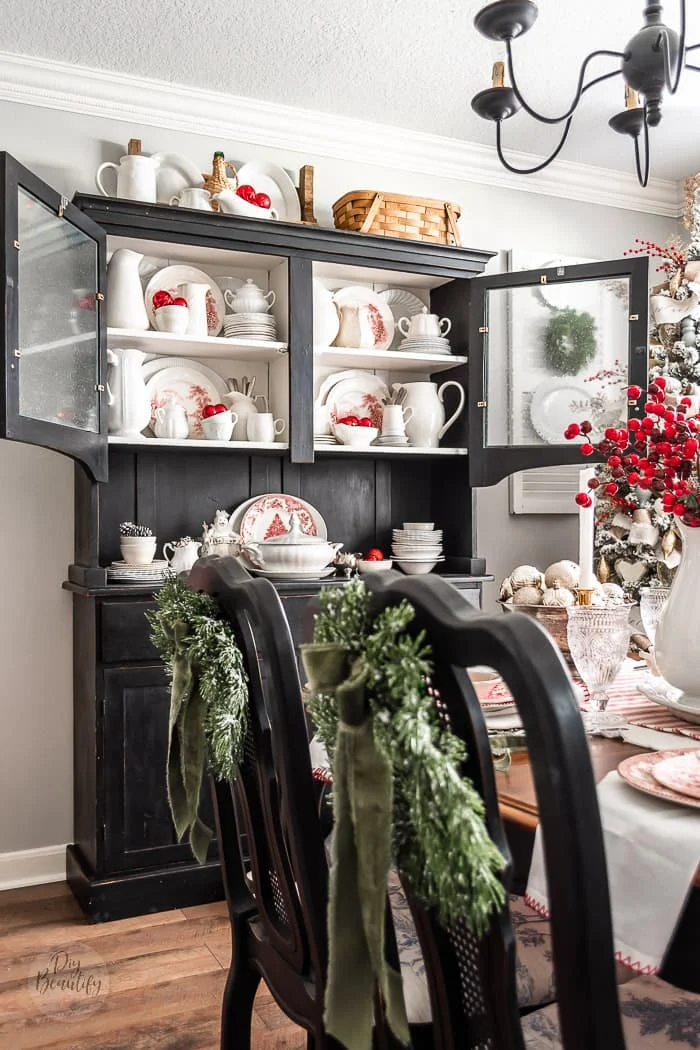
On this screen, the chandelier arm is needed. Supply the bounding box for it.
[685,43,700,53]
[495,116,574,175]
[633,108,651,188]
[505,40,625,125]
[662,0,686,94]
[684,64,700,72]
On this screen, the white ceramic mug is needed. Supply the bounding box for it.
[169,187,214,211]
[95,154,158,203]
[247,413,286,443]
[313,403,332,436]
[201,410,237,441]
[381,403,413,436]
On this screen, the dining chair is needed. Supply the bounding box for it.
[361,570,700,1050]
[186,558,560,1050]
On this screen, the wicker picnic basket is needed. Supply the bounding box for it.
[332,190,462,246]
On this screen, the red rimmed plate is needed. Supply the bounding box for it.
[651,751,700,801]
[239,494,327,544]
[617,749,700,810]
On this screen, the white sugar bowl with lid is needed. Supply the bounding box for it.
[241,511,342,573]
[225,278,276,314]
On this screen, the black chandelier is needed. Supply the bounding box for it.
[471,1,700,186]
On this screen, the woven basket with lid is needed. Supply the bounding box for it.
[333,190,461,246]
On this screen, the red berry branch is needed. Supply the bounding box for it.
[623,237,688,276]
[565,379,700,527]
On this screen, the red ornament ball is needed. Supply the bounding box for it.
[575,492,593,507]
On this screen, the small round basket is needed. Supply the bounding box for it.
[499,602,576,675]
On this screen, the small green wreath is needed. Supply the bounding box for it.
[544,307,597,375]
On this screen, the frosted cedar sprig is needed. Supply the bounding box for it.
[623,237,687,275]
[120,521,154,537]
[565,378,700,527]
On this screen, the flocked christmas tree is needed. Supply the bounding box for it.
[589,179,700,598]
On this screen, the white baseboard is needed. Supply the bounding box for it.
[0,845,66,891]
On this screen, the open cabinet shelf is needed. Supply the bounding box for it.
[314,345,467,373]
[313,443,468,457]
[108,436,288,451]
[108,327,288,361]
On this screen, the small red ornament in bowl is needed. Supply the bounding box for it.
[152,290,189,334]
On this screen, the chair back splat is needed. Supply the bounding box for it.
[361,571,626,1050]
[189,557,329,1036]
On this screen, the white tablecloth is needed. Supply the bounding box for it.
[526,769,700,974]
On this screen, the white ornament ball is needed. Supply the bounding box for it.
[510,565,544,591]
[512,585,544,606]
[543,559,580,590]
[592,583,626,608]
[542,584,576,608]
[499,575,513,601]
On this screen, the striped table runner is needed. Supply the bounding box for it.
[579,670,700,742]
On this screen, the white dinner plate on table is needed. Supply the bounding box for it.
[618,749,700,810]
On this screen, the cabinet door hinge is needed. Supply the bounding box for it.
[540,275,547,284]
[478,325,489,334]
[477,400,487,408]
[13,348,21,358]
[13,240,19,250]
[58,196,69,218]
[629,313,639,321]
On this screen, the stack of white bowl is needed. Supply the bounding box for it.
[224,312,278,341]
[391,521,444,575]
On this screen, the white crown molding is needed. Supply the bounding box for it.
[0,51,683,218]
[0,844,66,890]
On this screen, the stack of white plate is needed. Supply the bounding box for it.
[391,523,444,575]
[398,336,452,355]
[314,433,338,445]
[107,559,172,585]
[374,433,409,447]
[224,312,278,341]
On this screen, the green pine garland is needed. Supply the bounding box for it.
[147,576,249,781]
[307,579,505,934]
[544,307,597,375]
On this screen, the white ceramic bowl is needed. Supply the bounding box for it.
[395,558,439,575]
[201,410,235,441]
[357,559,393,573]
[120,537,157,566]
[153,304,189,334]
[392,547,443,558]
[403,522,434,531]
[334,424,379,447]
[241,540,342,573]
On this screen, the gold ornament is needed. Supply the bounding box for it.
[662,527,678,556]
[597,555,611,583]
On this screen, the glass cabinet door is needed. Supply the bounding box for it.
[1,153,107,481]
[468,257,649,487]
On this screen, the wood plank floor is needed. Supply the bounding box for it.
[0,881,307,1050]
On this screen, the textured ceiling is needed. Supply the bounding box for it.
[2,0,700,179]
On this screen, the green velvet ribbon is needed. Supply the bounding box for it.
[165,619,212,865]
[301,641,409,1050]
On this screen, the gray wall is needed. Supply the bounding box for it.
[0,97,680,864]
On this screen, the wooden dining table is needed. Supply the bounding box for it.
[495,735,700,993]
